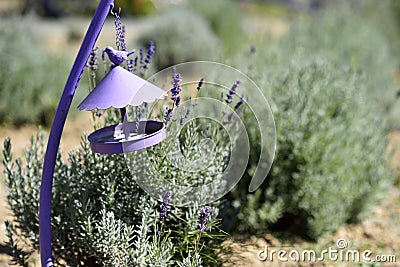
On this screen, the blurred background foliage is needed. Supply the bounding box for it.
[0,0,400,246]
[136,7,221,70]
[0,23,70,126]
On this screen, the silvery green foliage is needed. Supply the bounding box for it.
[0,23,70,126]
[177,251,203,267]
[146,119,231,199]
[88,210,136,266]
[3,136,42,245]
[137,7,221,70]
[4,221,30,267]
[236,59,393,239]
[224,4,397,239]
[3,127,225,266]
[245,5,398,126]
[187,0,243,55]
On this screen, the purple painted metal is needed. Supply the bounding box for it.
[39,1,115,266]
[102,46,135,66]
[88,120,166,154]
[78,66,166,110]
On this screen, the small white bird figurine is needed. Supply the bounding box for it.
[102,46,135,66]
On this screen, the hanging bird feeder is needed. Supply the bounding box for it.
[38,1,170,265]
[78,59,167,154]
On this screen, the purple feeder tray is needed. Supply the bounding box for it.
[88,120,166,154]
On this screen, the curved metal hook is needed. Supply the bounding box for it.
[109,3,115,15]
[109,4,121,16]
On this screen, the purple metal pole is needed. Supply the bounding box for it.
[39,1,114,266]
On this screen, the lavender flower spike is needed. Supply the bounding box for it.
[234,97,245,109]
[197,206,211,232]
[87,46,99,72]
[160,191,171,219]
[171,73,182,100]
[197,78,205,91]
[143,41,155,70]
[165,68,183,122]
[175,96,181,107]
[139,48,145,65]
[165,108,174,122]
[250,44,256,54]
[225,80,240,104]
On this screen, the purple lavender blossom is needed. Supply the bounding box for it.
[175,96,181,107]
[185,107,191,118]
[229,80,240,95]
[127,58,135,73]
[165,108,174,122]
[250,45,256,54]
[197,206,211,232]
[234,98,244,109]
[225,94,233,104]
[87,46,99,72]
[139,48,145,65]
[171,73,182,100]
[143,41,155,70]
[197,78,204,91]
[180,116,185,125]
[160,191,171,219]
[164,68,183,122]
[225,80,240,104]
[146,41,155,61]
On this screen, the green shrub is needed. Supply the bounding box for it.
[231,58,393,239]
[136,7,221,70]
[249,6,398,125]
[222,5,396,239]
[3,123,227,266]
[3,48,235,265]
[187,0,243,55]
[0,23,70,126]
[361,0,400,61]
[360,1,400,125]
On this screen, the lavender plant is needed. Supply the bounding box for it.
[137,7,220,70]
[3,116,227,266]
[0,23,70,126]
[3,11,233,267]
[212,3,398,239]
[230,58,393,239]
[187,0,243,55]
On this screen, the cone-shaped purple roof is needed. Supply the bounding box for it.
[78,66,166,110]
